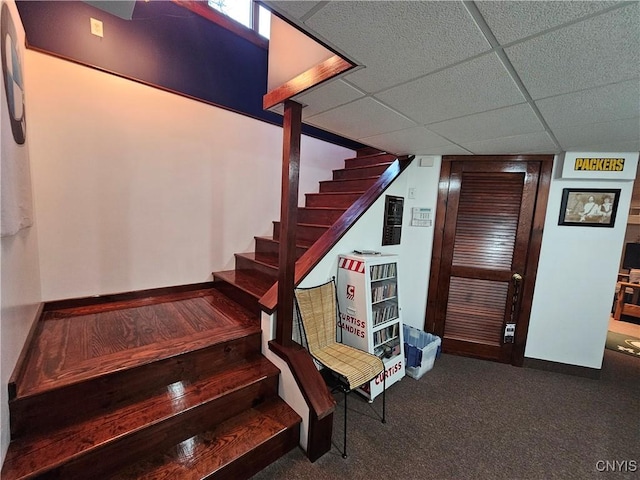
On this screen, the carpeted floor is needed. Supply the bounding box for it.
[252,350,639,480]
[606,331,640,358]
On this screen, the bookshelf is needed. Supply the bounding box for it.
[336,253,405,401]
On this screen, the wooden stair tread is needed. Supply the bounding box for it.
[273,221,329,229]
[254,236,310,250]
[320,175,379,183]
[307,191,366,195]
[213,269,275,299]
[338,161,394,171]
[2,356,281,480]
[109,397,301,480]
[235,251,279,269]
[299,207,347,211]
[42,288,218,317]
[17,290,260,398]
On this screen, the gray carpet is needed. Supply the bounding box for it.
[252,350,639,479]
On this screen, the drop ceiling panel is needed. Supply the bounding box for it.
[262,1,639,153]
[359,126,456,155]
[475,0,620,44]
[376,53,526,125]
[553,117,640,150]
[427,103,545,144]
[294,79,365,118]
[535,79,640,129]
[305,97,416,139]
[505,3,640,100]
[576,140,640,153]
[302,1,490,93]
[266,1,322,20]
[463,131,558,154]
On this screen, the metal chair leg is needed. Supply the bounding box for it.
[382,368,386,424]
[343,389,348,458]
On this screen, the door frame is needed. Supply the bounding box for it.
[424,155,554,366]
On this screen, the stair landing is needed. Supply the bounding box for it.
[16,288,260,399]
[3,287,301,480]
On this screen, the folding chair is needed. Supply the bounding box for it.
[294,279,386,458]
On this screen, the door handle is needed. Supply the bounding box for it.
[504,273,523,344]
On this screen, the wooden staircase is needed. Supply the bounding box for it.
[1,289,301,479]
[1,151,399,479]
[212,152,398,301]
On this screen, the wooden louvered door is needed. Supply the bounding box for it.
[427,156,551,364]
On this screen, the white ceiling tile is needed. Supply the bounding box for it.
[574,140,640,153]
[505,3,640,100]
[462,131,559,155]
[476,1,621,45]
[359,126,454,156]
[376,53,526,125]
[264,1,322,20]
[427,103,545,143]
[421,144,473,156]
[294,79,365,118]
[303,1,490,93]
[536,79,640,129]
[305,97,416,139]
[553,117,640,150]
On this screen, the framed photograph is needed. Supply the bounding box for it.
[558,188,621,227]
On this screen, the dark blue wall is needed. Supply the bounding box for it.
[15,0,364,150]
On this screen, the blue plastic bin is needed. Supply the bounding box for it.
[403,324,441,379]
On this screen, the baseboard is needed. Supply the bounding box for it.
[523,357,601,380]
[43,281,216,311]
[8,302,44,400]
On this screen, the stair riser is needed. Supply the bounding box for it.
[344,153,397,169]
[235,255,278,279]
[209,424,300,480]
[10,334,261,439]
[272,222,328,245]
[333,164,390,180]
[213,279,263,317]
[50,377,280,479]
[305,193,363,208]
[254,237,307,259]
[297,208,346,225]
[319,177,378,193]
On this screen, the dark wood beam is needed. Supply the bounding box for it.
[276,100,302,346]
[263,55,354,110]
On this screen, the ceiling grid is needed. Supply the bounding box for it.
[265,0,640,155]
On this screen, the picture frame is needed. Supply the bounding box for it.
[558,188,621,227]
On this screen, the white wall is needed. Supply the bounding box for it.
[300,157,442,330]
[25,51,352,301]
[525,153,637,369]
[0,0,42,465]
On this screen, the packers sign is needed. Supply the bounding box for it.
[574,158,625,171]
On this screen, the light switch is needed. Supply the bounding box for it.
[90,18,103,38]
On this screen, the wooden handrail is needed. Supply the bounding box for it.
[259,155,414,314]
[268,340,336,462]
[263,55,354,110]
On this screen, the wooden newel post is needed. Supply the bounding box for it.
[276,100,302,347]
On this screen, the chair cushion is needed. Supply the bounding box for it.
[312,343,384,390]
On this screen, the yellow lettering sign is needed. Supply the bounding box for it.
[574,158,625,171]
